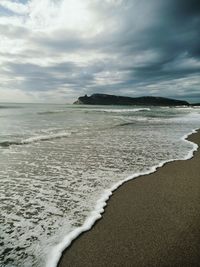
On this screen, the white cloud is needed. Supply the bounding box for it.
[0,88,36,103]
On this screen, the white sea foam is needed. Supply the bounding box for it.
[46,128,199,267]
[1,104,200,267]
[22,132,72,144]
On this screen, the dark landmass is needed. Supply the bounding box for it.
[73,94,189,106]
[191,103,200,106]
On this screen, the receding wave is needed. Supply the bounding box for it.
[0,132,71,147]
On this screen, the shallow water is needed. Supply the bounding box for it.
[0,103,200,267]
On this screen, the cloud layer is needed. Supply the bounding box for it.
[0,0,199,103]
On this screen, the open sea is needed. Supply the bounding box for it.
[0,103,200,267]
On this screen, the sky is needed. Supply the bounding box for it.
[0,0,199,103]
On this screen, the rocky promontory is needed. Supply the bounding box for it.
[191,103,200,106]
[73,94,189,106]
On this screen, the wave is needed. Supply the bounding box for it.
[169,112,200,123]
[117,111,200,125]
[0,132,71,147]
[37,108,151,116]
[0,105,22,109]
[46,128,199,267]
[117,122,136,127]
[0,141,22,147]
[86,108,151,113]
[38,110,67,115]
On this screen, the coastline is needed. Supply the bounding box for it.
[56,129,200,267]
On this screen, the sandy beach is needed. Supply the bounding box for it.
[59,130,200,267]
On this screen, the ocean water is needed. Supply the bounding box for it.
[0,103,200,267]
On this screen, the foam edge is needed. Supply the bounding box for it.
[46,128,199,267]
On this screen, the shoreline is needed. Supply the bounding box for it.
[56,129,200,267]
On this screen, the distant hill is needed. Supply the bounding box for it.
[191,103,200,106]
[73,94,189,106]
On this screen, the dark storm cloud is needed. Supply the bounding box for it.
[99,0,200,100]
[0,0,200,102]
[171,0,200,17]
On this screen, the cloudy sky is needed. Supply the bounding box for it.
[0,0,199,103]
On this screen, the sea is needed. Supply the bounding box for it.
[0,103,200,267]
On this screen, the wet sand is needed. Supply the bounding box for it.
[59,130,200,267]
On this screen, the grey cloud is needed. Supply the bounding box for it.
[0,24,29,38]
[2,60,105,92]
[1,0,200,102]
[31,31,87,53]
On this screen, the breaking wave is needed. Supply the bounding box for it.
[86,108,151,113]
[0,132,71,147]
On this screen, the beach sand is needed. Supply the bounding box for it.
[59,131,200,267]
